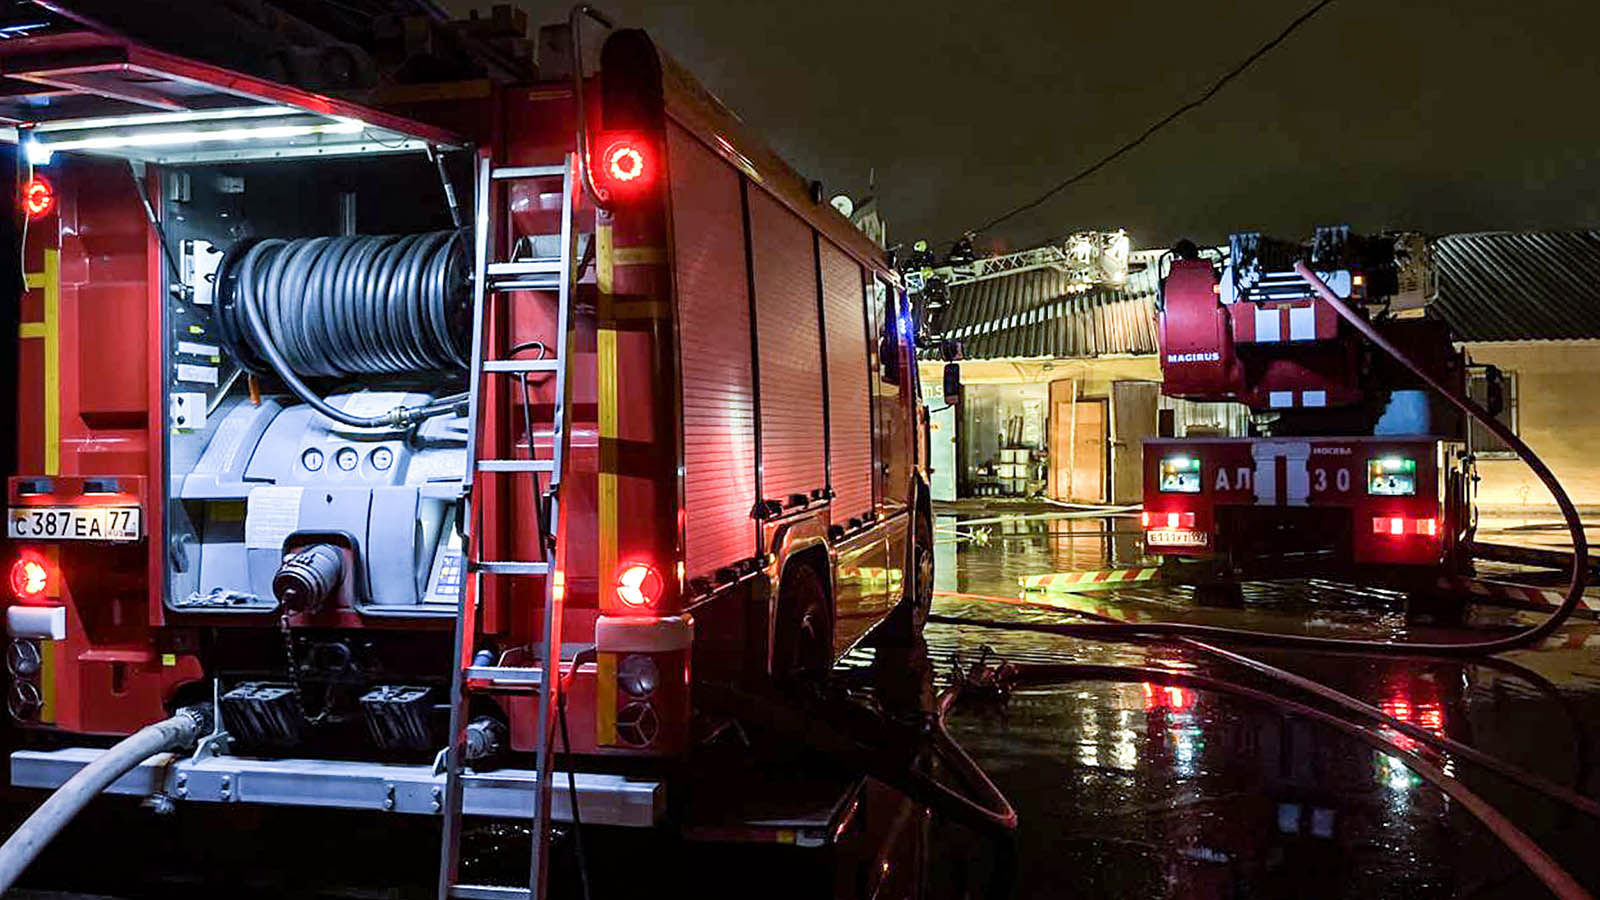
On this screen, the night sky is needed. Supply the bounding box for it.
[470,0,1600,253]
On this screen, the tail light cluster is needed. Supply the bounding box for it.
[1371,516,1439,537]
[1141,511,1197,529]
[615,562,664,609]
[9,552,51,601]
[7,552,53,724]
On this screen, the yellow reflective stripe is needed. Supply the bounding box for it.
[594,651,617,745]
[38,640,55,725]
[596,224,614,295]
[612,246,666,266]
[611,300,669,321]
[596,225,618,588]
[43,249,59,475]
[18,322,44,338]
[24,272,44,289]
[598,328,618,585]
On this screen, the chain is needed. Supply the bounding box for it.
[278,613,304,711]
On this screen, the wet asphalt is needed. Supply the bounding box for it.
[6,508,1600,899]
[919,506,1600,899]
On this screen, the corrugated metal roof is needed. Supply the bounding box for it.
[935,231,1600,359]
[933,254,1161,360]
[1431,231,1600,341]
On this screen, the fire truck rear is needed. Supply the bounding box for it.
[0,7,930,882]
[1143,230,1479,603]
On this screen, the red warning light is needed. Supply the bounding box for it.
[9,552,50,601]
[22,176,54,219]
[595,135,655,199]
[604,142,646,183]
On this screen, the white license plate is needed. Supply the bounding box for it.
[1147,528,1208,547]
[8,506,142,542]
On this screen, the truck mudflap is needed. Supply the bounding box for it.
[10,748,663,827]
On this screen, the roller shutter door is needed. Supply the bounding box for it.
[747,189,826,506]
[819,240,873,522]
[669,124,758,576]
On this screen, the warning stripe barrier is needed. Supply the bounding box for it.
[931,590,1144,623]
[1436,576,1600,618]
[1019,567,1161,593]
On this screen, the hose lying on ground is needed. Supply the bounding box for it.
[969,663,1592,900]
[933,602,1600,822]
[0,705,213,895]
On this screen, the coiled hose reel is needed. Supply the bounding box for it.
[214,230,472,428]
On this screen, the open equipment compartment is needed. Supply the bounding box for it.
[159,152,472,620]
[4,30,487,756]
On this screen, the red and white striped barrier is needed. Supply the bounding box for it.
[1019,567,1162,593]
[1436,576,1600,617]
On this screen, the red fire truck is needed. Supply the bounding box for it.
[0,5,931,893]
[1142,231,1477,604]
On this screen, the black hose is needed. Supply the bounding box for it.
[558,655,592,900]
[216,231,471,428]
[980,663,1592,900]
[933,602,1600,821]
[0,705,213,895]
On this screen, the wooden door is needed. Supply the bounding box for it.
[1050,395,1106,503]
[1110,381,1160,504]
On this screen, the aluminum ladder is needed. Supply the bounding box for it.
[438,153,579,900]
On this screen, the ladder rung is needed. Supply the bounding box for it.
[478,459,555,473]
[450,886,532,900]
[491,165,566,180]
[465,665,543,687]
[489,279,560,292]
[475,561,550,576]
[483,359,561,373]
[487,260,562,277]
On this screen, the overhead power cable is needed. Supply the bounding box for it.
[962,0,1339,242]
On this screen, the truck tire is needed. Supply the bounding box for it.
[774,563,832,685]
[879,512,933,646]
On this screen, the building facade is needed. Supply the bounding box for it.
[925,231,1600,513]
[919,249,1245,503]
[1429,231,1600,514]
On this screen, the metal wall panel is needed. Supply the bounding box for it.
[819,239,873,522]
[748,189,827,504]
[668,124,758,576]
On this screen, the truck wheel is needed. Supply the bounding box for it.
[775,563,832,685]
[879,512,933,646]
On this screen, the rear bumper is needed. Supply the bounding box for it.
[11,747,664,827]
